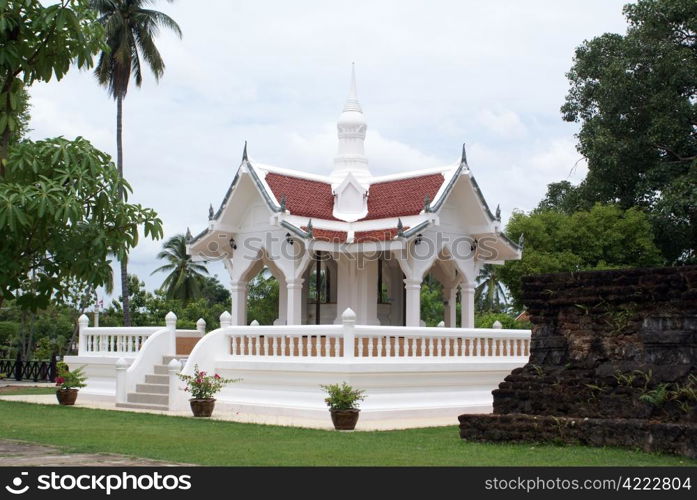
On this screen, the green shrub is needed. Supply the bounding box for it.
[475,312,529,329]
[321,382,365,410]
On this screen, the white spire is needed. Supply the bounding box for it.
[331,63,370,187]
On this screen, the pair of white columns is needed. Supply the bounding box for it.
[403,280,475,328]
[229,279,304,326]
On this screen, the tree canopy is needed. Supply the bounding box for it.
[152,234,209,303]
[499,204,664,309]
[560,0,697,263]
[0,136,163,311]
[0,0,103,166]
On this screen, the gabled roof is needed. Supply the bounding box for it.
[264,170,445,222]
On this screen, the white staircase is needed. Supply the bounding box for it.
[115,355,187,411]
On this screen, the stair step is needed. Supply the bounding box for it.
[162,355,188,365]
[136,383,168,394]
[116,402,168,411]
[127,392,168,405]
[145,374,168,384]
[153,365,169,375]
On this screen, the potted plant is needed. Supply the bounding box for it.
[54,362,86,405]
[178,365,239,417]
[321,382,366,430]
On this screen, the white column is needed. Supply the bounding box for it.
[78,314,89,355]
[230,281,247,326]
[286,278,304,325]
[165,311,177,355]
[115,357,128,404]
[167,359,181,411]
[404,278,422,327]
[444,287,457,328]
[460,283,475,328]
[277,276,287,324]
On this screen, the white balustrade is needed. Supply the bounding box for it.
[216,309,530,360]
[79,327,161,356]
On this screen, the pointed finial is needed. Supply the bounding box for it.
[461,143,468,165]
[343,63,362,113]
[208,204,214,220]
[518,233,525,247]
[279,195,286,212]
[424,194,431,212]
[397,218,404,237]
[185,227,192,243]
[242,141,248,162]
[306,219,313,237]
[495,204,501,221]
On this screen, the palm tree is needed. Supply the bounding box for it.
[92,0,182,325]
[475,264,508,313]
[151,235,208,303]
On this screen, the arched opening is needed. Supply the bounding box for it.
[246,266,279,325]
[305,252,337,324]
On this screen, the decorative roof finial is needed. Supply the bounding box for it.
[424,194,431,212]
[343,62,362,113]
[518,232,525,248]
[495,204,501,221]
[185,227,192,243]
[279,195,286,212]
[208,204,214,220]
[397,218,405,237]
[461,142,468,165]
[306,219,313,237]
[242,141,248,162]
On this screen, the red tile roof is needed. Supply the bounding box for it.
[363,173,444,220]
[354,228,404,243]
[302,227,348,243]
[264,171,445,221]
[265,173,338,221]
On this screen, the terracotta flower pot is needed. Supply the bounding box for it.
[330,408,360,430]
[56,388,78,406]
[190,398,216,417]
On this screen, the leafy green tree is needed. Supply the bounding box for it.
[475,264,508,313]
[475,312,530,330]
[499,204,664,309]
[0,0,103,168]
[0,136,163,311]
[420,275,444,327]
[152,234,209,303]
[247,270,279,325]
[561,0,697,263]
[198,276,230,306]
[91,0,182,326]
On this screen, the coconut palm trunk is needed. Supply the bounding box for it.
[116,95,130,326]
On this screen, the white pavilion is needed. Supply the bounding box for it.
[187,68,521,329]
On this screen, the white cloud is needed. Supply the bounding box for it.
[477,108,527,138]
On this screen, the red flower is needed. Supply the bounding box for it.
[55,377,64,386]
[214,374,220,380]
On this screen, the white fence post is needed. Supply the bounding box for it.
[342,308,356,359]
[492,320,503,329]
[196,318,206,335]
[220,311,232,328]
[165,311,177,355]
[115,357,128,404]
[250,320,259,326]
[168,359,181,411]
[78,314,89,355]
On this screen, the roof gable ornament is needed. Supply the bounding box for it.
[423,194,432,213]
[185,227,192,243]
[306,219,313,238]
[279,195,286,212]
[461,142,468,166]
[332,171,368,222]
[518,233,525,248]
[495,204,501,221]
[397,218,405,237]
[242,141,248,162]
[208,204,215,220]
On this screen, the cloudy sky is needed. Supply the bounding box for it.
[28,0,630,297]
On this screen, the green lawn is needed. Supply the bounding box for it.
[0,401,693,466]
[0,386,56,396]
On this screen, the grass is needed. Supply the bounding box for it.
[0,386,56,396]
[0,401,694,466]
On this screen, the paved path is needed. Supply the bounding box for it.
[0,440,185,467]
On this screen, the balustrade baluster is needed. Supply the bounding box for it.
[386,336,393,357]
[322,336,329,357]
[280,336,287,357]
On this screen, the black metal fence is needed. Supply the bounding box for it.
[0,353,57,382]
